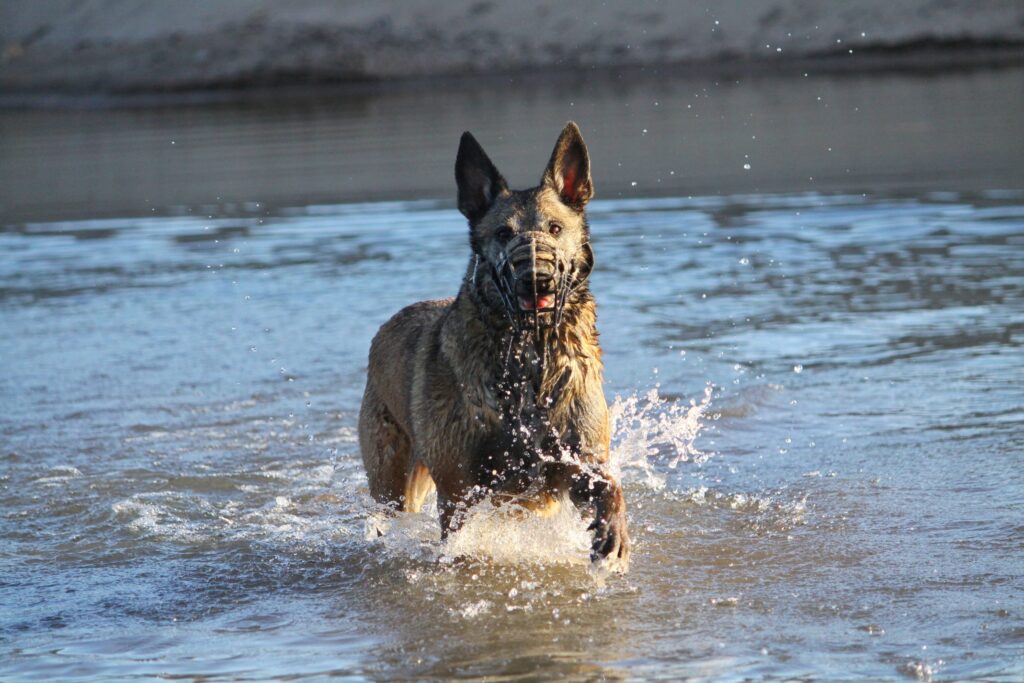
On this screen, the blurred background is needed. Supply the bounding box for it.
[2,0,1023,220]
[2,3,1023,682]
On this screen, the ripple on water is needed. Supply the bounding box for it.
[2,189,1023,681]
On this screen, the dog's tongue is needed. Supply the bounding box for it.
[519,294,555,311]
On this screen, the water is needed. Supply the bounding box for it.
[2,68,1023,681]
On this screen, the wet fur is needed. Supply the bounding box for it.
[359,123,629,565]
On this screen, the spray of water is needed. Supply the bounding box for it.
[367,383,716,567]
[609,383,715,488]
[108,382,717,571]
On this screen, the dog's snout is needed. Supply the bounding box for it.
[510,251,558,296]
[501,232,571,312]
[507,235,559,277]
[514,272,556,296]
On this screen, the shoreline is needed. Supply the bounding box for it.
[3,0,1023,106]
[1,41,1022,110]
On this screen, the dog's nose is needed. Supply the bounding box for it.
[509,237,556,274]
[515,272,556,297]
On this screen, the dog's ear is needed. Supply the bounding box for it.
[542,121,593,209]
[456,132,507,223]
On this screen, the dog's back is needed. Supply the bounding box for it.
[358,298,450,509]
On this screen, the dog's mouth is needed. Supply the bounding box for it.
[518,294,556,312]
[482,240,592,330]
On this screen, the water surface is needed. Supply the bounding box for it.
[1,68,1023,682]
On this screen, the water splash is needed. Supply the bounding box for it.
[445,500,591,566]
[365,383,716,567]
[609,383,715,490]
[365,494,592,568]
[108,384,718,570]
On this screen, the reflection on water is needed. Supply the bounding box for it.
[1,66,1023,223]
[2,66,1024,681]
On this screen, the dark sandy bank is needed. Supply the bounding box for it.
[2,0,1023,96]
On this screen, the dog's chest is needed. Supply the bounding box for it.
[468,374,580,495]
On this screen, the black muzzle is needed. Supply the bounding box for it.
[488,232,589,331]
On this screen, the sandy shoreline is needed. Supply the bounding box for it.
[2,0,1023,96]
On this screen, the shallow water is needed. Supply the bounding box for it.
[2,69,1024,682]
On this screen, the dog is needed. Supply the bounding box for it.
[358,122,629,565]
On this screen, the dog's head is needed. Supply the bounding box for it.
[456,122,595,327]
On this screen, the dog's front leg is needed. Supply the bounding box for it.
[563,462,630,565]
[436,486,488,541]
[582,474,631,565]
[437,495,461,540]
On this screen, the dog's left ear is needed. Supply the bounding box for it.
[456,131,508,223]
[542,121,593,209]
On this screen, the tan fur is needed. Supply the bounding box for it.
[359,123,629,564]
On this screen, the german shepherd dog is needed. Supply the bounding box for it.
[359,122,629,566]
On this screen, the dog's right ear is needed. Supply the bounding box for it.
[542,121,593,209]
[456,132,507,223]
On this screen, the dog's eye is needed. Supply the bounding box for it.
[549,222,563,236]
[496,226,514,242]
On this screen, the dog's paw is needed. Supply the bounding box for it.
[588,511,630,571]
